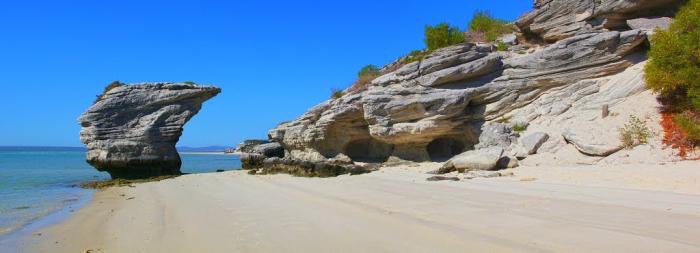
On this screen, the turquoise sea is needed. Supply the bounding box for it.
[0,147,241,238]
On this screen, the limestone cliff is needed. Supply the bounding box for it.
[79,83,220,179]
[263,0,683,170]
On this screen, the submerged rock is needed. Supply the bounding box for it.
[79,83,220,179]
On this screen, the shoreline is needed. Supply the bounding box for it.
[19,161,700,253]
[0,188,95,253]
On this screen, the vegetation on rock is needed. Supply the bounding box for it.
[512,122,528,133]
[467,11,513,42]
[645,0,700,147]
[95,80,124,103]
[424,23,465,51]
[357,64,381,83]
[619,115,651,149]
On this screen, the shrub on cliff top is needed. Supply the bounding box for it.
[357,64,381,84]
[467,11,513,42]
[95,81,124,103]
[645,0,700,145]
[347,64,382,93]
[424,23,465,51]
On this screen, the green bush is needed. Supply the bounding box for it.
[496,41,508,51]
[357,65,380,79]
[467,11,513,42]
[646,0,700,110]
[645,0,700,143]
[619,115,651,149]
[675,113,700,141]
[512,122,528,132]
[424,23,465,51]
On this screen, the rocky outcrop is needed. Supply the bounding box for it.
[79,83,220,179]
[234,139,270,153]
[269,29,647,164]
[516,0,684,42]
[263,0,683,171]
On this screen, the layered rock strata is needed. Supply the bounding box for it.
[261,0,684,173]
[79,83,220,179]
[269,29,647,163]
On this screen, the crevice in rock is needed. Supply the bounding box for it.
[343,138,394,163]
[427,137,466,162]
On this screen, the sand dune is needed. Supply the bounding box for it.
[21,161,700,253]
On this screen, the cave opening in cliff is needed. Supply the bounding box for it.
[343,138,393,162]
[427,137,466,162]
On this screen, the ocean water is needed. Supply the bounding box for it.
[0,147,241,238]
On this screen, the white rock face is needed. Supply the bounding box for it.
[516,0,684,42]
[79,83,220,179]
[269,30,647,163]
[266,0,682,166]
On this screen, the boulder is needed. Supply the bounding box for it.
[521,132,549,155]
[441,147,504,173]
[562,130,623,156]
[79,83,220,179]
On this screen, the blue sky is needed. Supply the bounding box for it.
[0,0,532,147]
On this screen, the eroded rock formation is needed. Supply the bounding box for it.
[262,0,684,171]
[517,0,684,42]
[79,83,220,179]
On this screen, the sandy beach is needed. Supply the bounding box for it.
[17,161,700,253]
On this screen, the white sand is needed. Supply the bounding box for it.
[20,161,700,253]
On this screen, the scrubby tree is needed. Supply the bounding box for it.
[646,0,700,110]
[357,64,381,79]
[645,0,700,143]
[424,23,465,51]
[467,11,513,42]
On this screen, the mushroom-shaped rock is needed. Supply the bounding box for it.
[79,83,221,179]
